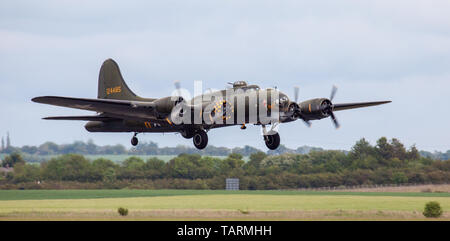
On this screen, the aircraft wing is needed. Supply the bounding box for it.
[42,115,121,121]
[333,101,391,111]
[32,96,157,120]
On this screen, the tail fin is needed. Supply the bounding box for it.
[98,59,142,100]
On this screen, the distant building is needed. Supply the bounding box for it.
[226,178,239,190]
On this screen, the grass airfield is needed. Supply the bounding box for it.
[0,189,448,220]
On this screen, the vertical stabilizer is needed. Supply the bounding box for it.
[98,59,149,101]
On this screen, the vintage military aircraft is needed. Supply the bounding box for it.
[32,59,391,150]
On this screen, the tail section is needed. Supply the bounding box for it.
[98,59,146,101]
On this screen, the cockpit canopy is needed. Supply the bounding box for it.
[230,81,260,91]
[232,81,247,88]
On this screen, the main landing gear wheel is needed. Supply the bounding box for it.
[193,130,208,150]
[131,133,139,146]
[264,133,280,150]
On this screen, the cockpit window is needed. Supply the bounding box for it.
[243,85,260,91]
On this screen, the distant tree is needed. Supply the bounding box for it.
[2,152,25,168]
[376,137,393,162]
[219,153,245,175]
[166,154,200,179]
[232,145,261,156]
[103,167,117,182]
[122,156,145,169]
[38,142,59,155]
[86,139,98,154]
[228,153,243,161]
[11,163,40,183]
[267,144,295,155]
[142,157,166,179]
[349,138,374,161]
[1,137,4,151]
[101,144,127,155]
[295,146,324,154]
[92,158,118,181]
[144,158,165,170]
[247,152,267,168]
[21,145,38,155]
[406,145,420,160]
[6,132,11,148]
[392,171,408,184]
[119,156,146,179]
[390,138,407,160]
[42,154,93,181]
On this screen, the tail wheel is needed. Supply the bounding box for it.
[264,133,280,150]
[193,130,208,149]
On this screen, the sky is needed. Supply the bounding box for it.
[0,0,449,151]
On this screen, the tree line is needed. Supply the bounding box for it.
[1,137,449,190]
[2,138,449,160]
[0,139,323,157]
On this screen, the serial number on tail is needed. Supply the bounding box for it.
[106,86,121,95]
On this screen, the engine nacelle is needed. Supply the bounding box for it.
[153,96,183,116]
[298,98,332,120]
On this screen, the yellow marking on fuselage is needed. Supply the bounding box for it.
[144,121,152,128]
[165,118,173,125]
[309,103,312,112]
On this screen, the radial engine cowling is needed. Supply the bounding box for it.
[153,96,183,116]
[298,98,332,120]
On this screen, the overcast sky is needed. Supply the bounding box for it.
[1,0,449,151]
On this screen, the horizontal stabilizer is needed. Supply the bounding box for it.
[333,101,391,111]
[43,115,120,121]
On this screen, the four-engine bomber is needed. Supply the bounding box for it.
[32,59,391,150]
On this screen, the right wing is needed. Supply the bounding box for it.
[32,96,157,120]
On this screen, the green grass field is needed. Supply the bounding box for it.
[0,190,448,220]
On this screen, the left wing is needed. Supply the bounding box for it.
[42,115,121,121]
[32,96,157,120]
[333,101,391,111]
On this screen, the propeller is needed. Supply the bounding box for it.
[323,85,340,129]
[302,118,312,127]
[330,85,337,101]
[170,80,189,124]
[174,80,182,98]
[294,86,299,103]
[290,86,311,127]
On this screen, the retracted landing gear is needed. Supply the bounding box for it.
[131,133,139,146]
[193,130,208,150]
